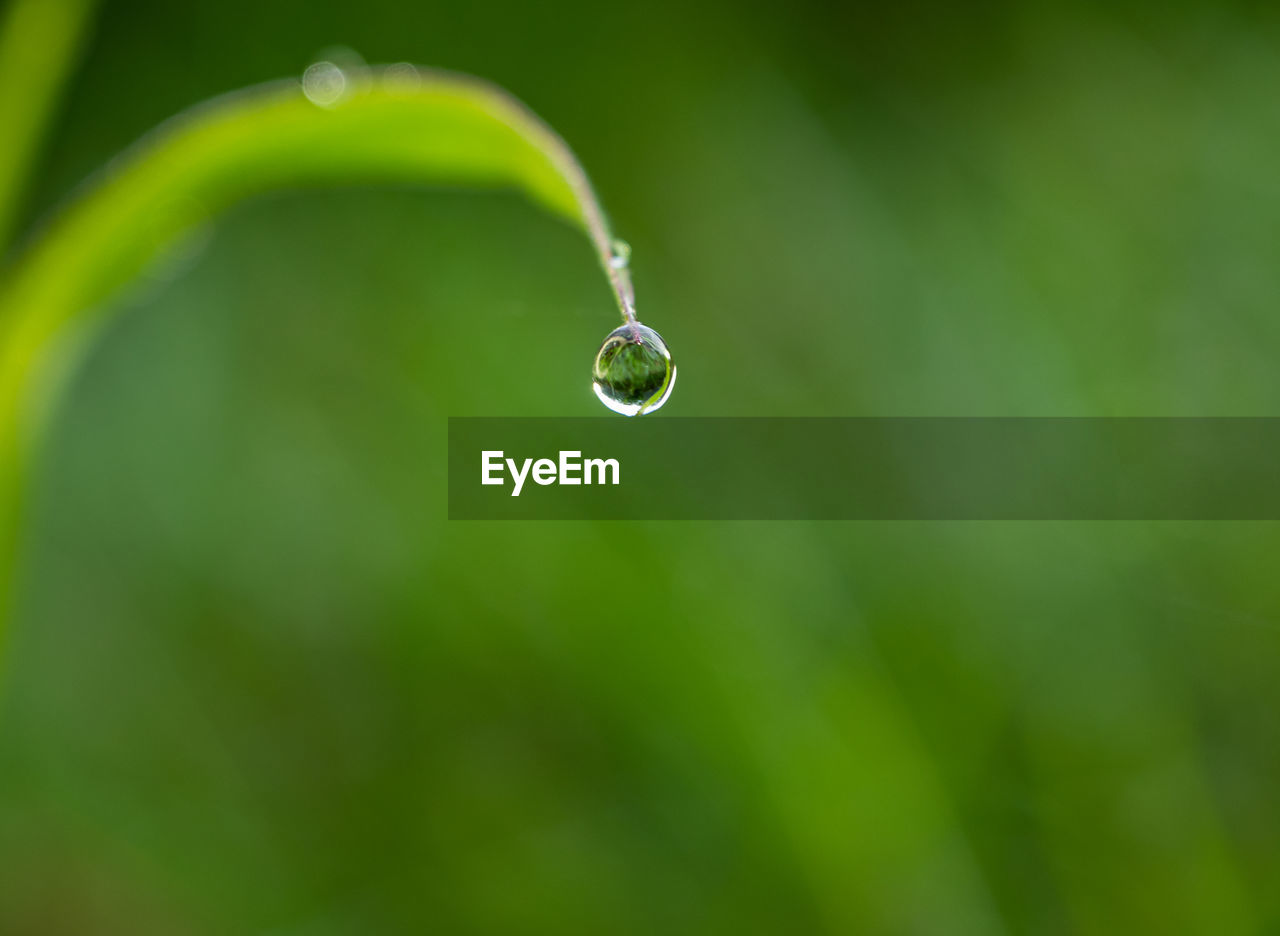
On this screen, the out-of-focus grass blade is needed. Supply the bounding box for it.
[0,0,99,256]
[0,65,629,638]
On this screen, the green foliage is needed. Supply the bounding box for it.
[4,0,1280,933]
[0,62,632,635]
[0,0,98,252]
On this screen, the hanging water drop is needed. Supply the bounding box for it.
[592,323,676,416]
[609,239,631,270]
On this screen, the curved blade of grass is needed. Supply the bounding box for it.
[0,65,637,637]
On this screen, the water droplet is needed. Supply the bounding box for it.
[383,62,422,93]
[609,239,631,270]
[592,323,676,416]
[302,61,347,107]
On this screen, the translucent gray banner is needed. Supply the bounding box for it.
[448,418,1280,520]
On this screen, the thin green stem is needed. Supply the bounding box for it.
[496,89,637,322]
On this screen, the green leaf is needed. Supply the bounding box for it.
[0,64,636,635]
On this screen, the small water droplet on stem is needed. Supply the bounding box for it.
[382,62,422,93]
[302,61,348,107]
[609,239,631,270]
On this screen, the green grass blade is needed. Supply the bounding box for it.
[0,0,100,257]
[0,65,634,633]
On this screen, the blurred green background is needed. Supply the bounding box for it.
[3,0,1280,932]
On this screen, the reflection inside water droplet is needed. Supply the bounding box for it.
[592,322,676,416]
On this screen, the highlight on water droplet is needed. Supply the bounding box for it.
[302,61,348,107]
[609,239,631,270]
[592,322,676,416]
